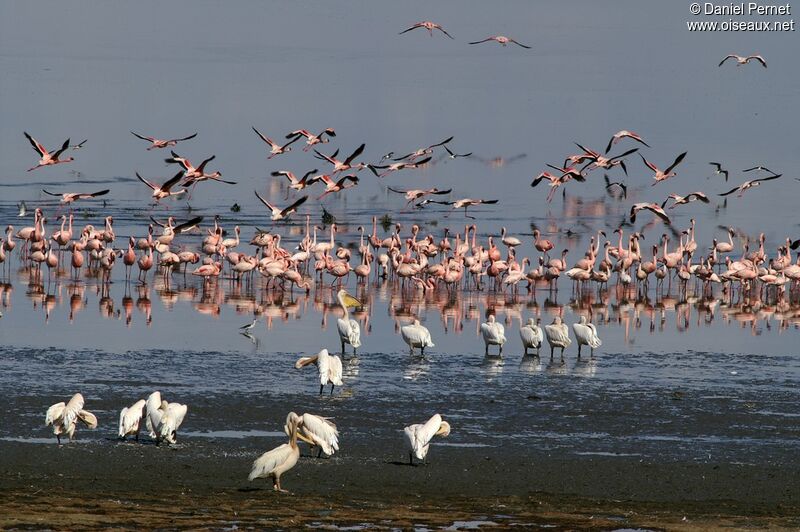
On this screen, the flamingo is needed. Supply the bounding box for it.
[468,35,531,48]
[367,157,431,178]
[271,169,320,190]
[605,130,650,153]
[399,21,454,38]
[662,192,710,209]
[285,128,336,150]
[136,171,187,202]
[254,192,308,221]
[400,319,435,355]
[629,203,672,225]
[295,348,343,395]
[445,198,499,219]
[404,414,451,465]
[317,174,359,199]
[130,131,197,150]
[24,132,74,171]
[248,412,301,492]
[42,188,109,204]
[641,152,687,186]
[314,144,366,174]
[252,126,300,158]
[45,393,98,443]
[387,187,451,206]
[719,174,782,198]
[572,316,602,357]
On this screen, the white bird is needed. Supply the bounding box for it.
[480,314,506,356]
[249,412,301,493]
[295,349,343,395]
[285,412,339,458]
[544,316,572,358]
[336,289,362,356]
[404,413,451,465]
[157,402,188,445]
[400,319,435,355]
[118,399,146,441]
[145,391,167,439]
[520,317,543,356]
[572,316,602,357]
[45,393,98,444]
[718,54,767,68]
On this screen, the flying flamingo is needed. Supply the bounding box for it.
[314,144,366,174]
[367,157,431,177]
[285,128,336,150]
[629,203,672,224]
[130,131,197,150]
[719,174,782,197]
[42,189,109,204]
[317,174,359,199]
[444,198,499,219]
[468,35,531,48]
[662,192,710,209]
[641,152,687,186]
[252,126,299,158]
[387,187,452,206]
[399,21,454,38]
[254,192,308,221]
[136,171,187,202]
[605,130,649,153]
[271,169,320,191]
[24,132,74,172]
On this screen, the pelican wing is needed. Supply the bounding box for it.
[119,399,146,437]
[145,391,162,437]
[158,403,187,443]
[318,350,331,385]
[248,442,293,480]
[45,402,65,425]
[328,354,343,386]
[406,414,443,459]
[301,413,340,455]
[401,323,434,348]
[545,323,572,347]
[520,324,542,348]
[481,322,506,345]
[77,409,98,429]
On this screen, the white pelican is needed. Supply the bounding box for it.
[118,399,146,441]
[404,413,451,465]
[572,316,602,357]
[520,317,543,356]
[295,349,343,395]
[45,393,98,444]
[249,412,301,492]
[284,412,339,458]
[544,317,571,358]
[400,319,434,355]
[480,314,506,356]
[336,289,362,356]
[145,391,166,439]
[157,402,188,445]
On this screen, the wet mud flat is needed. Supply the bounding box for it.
[1,437,799,530]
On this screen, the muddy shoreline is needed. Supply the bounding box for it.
[2,439,798,530]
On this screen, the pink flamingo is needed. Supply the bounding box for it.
[24,132,74,171]
[130,131,197,150]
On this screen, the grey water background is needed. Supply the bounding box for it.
[0,1,799,466]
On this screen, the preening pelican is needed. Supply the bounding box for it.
[404,413,451,465]
[544,317,571,358]
[520,317,543,356]
[572,316,602,357]
[118,399,146,441]
[145,391,166,439]
[284,412,339,458]
[480,314,506,356]
[336,289,362,355]
[400,319,434,355]
[157,402,188,445]
[45,393,98,443]
[249,412,301,492]
[296,349,343,395]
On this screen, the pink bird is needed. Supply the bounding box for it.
[468,35,530,48]
[130,131,197,150]
[252,126,300,158]
[399,21,454,39]
[24,132,74,172]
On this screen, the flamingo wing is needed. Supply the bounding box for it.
[24,132,47,156]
